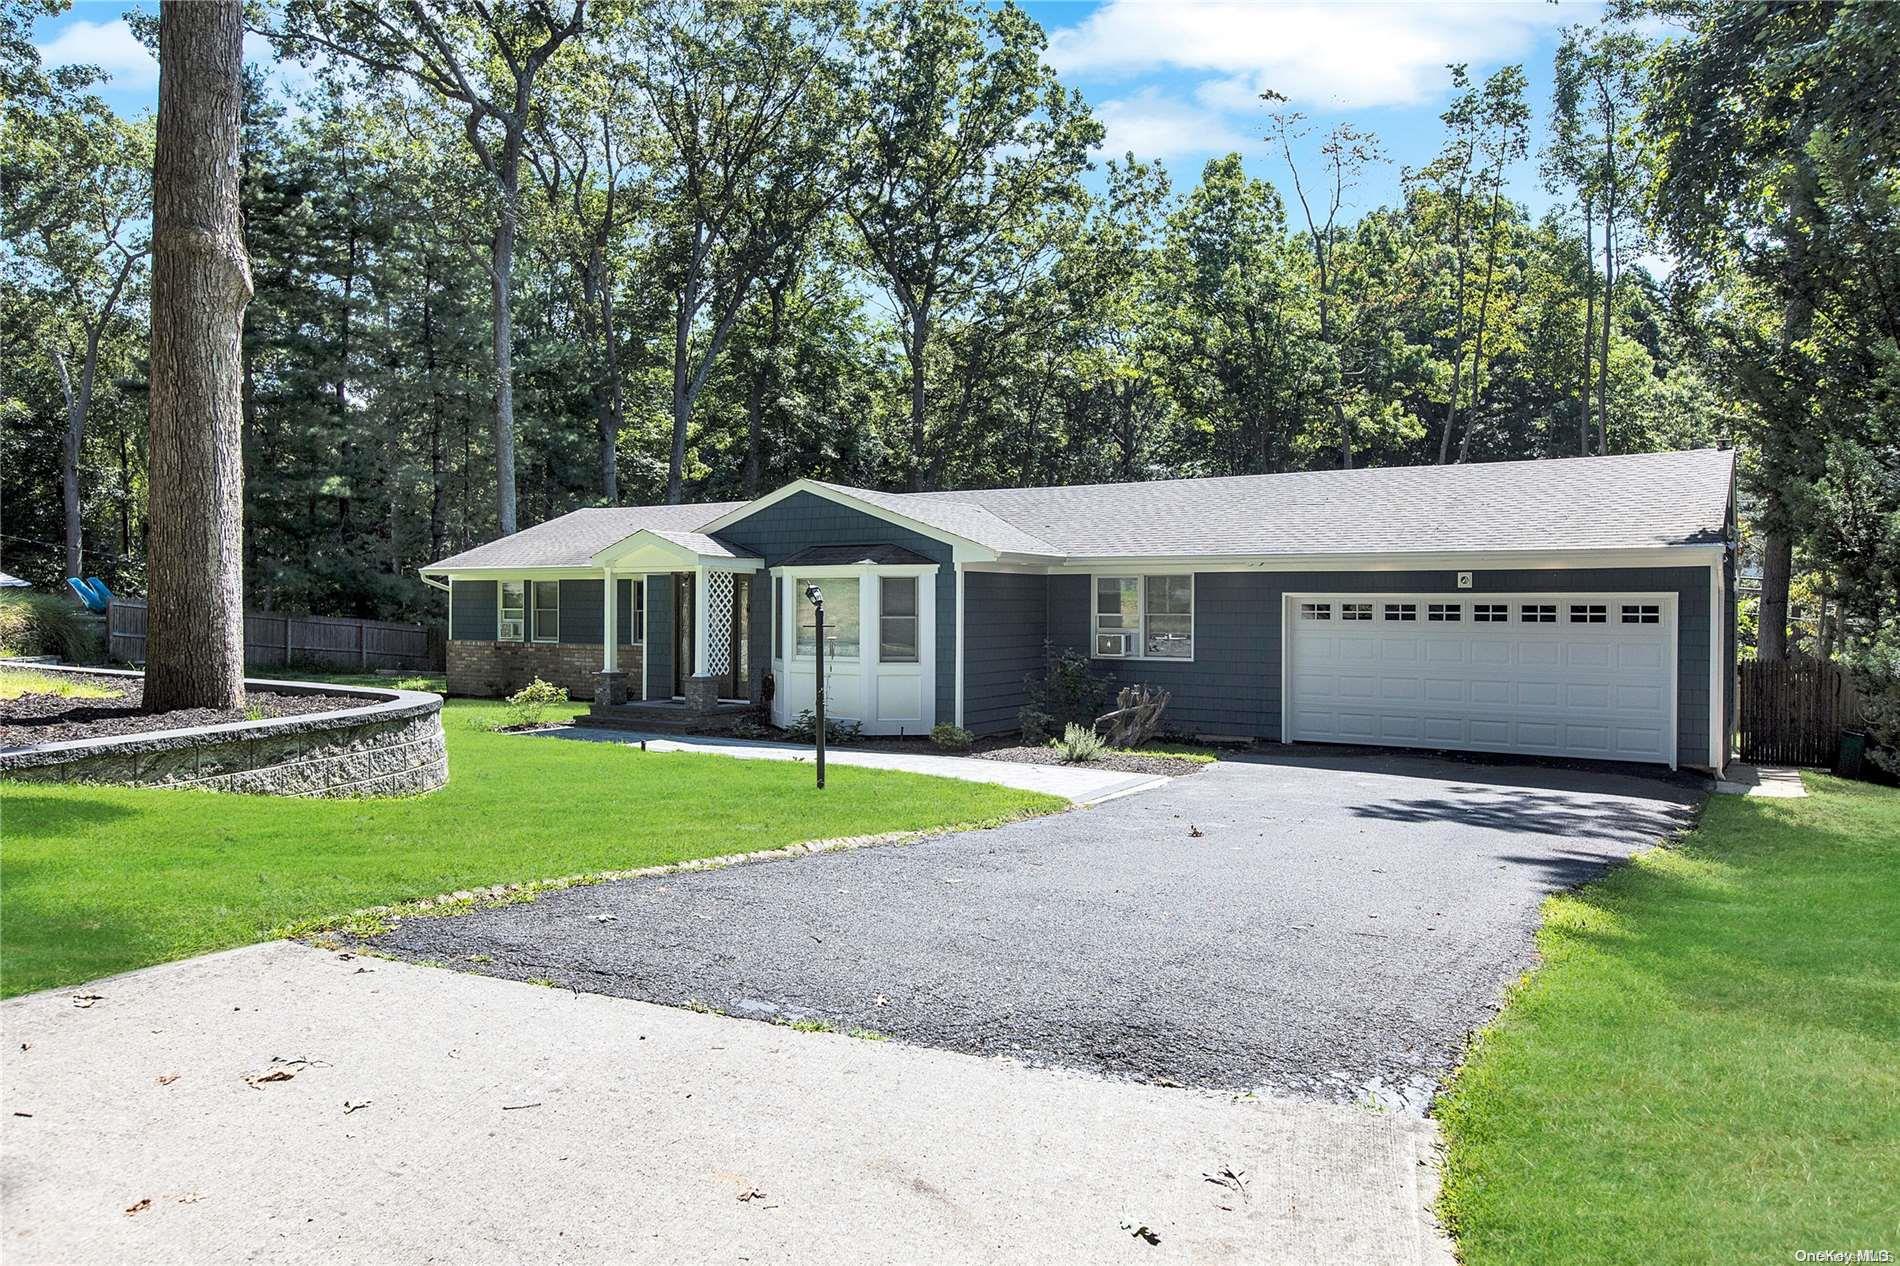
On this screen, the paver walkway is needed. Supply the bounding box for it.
[539,725,1167,804]
[1714,762,1808,797]
[1,942,1452,1266]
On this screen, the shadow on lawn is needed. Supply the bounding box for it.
[0,793,138,838]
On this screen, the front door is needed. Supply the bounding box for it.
[672,572,693,698]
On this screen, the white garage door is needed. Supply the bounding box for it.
[1285,593,1677,766]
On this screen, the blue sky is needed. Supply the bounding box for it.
[34,0,1602,221]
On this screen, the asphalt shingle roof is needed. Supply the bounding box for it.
[422,449,1733,571]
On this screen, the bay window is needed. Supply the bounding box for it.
[1093,574,1193,660]
[794,576,860,659]
[879,576,918,663]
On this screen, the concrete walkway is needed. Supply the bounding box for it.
[2,943,1452,1266]
[1714,763,1808,798]
[540,725,1167,805]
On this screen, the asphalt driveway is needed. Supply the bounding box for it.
[363,751,1701,1110]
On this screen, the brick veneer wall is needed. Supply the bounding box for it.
[447,640,645,700]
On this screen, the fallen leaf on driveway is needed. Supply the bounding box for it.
[1121,1222,1161,1245]
[177,1193,203,1204]
[243,1056,319,1089]
[737,1186,767,1203]
[1188,824,1204,838]
[1203,1165,1249,1200]
[157,1074,179,1086]
[343,1100,370,1115]
[124,1199,151,1217]
[72,994,103,1009]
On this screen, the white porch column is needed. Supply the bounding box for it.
[602,566,618,671]
[693,566,711,677]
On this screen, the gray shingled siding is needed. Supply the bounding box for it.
[713,491,956,723]
[644,574,675,698]
[748,574,771,700]
[450,579,497,642]
[1038,566,1719,767]
[962,572,1049,735]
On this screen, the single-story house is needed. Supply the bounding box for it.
[422,447,1738,772]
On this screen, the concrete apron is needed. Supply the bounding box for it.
[539,725,1168,806]
[3,943,1452,1266]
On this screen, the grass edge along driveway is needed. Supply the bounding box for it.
[1436,773,1900,1263]
[0,699,1064,998]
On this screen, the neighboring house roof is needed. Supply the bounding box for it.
[422,449,1735,573]
[0,571,31,588]
[777,543,937,568]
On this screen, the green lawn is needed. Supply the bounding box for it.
[1437,774,1900,1262]
[0,698,1062,998]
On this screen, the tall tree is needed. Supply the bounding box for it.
[627,0,852,503]
[1264,92,1386,468]
[262,0,587,537]
[2,36,151,580]
[144,0,252,711]
[848,0,1099,489]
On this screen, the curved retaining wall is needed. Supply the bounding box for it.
[0,666,446,798]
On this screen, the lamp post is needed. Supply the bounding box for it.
[804,584,825,789]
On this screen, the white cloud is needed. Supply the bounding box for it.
[36,17,157,89]
[1048,1,1574,111]
[1096,86,1262,162]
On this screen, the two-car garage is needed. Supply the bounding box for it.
[1283,591,1680,767]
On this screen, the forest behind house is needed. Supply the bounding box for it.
[3,0,1896,674]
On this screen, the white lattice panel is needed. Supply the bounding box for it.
[705,570,734,676]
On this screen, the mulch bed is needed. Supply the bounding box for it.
[765,729,1215,777]
[0,672,362,749]
[972,745,1211,778]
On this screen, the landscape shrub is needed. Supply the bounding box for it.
[1054,721,1107,764]
[504,677,568,729]
[0,591,100,663]
[1844,634,1900,778]
[785,708,862,744]
[1020,643,1109,742]
[930,723,973,752]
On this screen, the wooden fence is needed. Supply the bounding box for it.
[108,598,444,672]
[1737,658,1863,767]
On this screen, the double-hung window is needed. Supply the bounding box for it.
[499,581,526,642]
[794,577,860,659]
[1093,575,1193,660]
[879,576,919,663]
[532,580,560,642]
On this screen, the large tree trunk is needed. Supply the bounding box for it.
[1580,196,1594,456]
[1597,193,1614,455]
[490,192,519,534]
[907,304,930,490]
[144,0,251,713]
[1758,519,1793,662]
[52,349,85,579]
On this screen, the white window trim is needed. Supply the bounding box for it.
[498,579,526,643]
[1090,572,1196,663]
